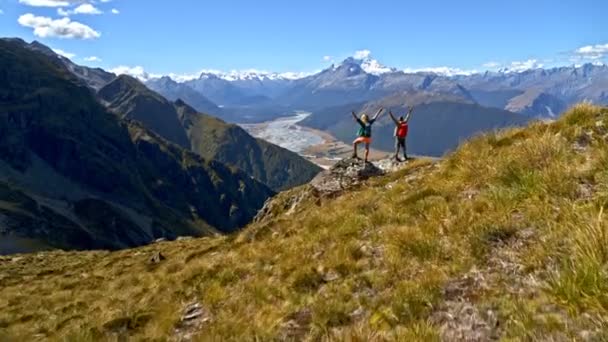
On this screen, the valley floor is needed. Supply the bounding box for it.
[241,112,389,169]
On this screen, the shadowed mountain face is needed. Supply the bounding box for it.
[16,38,116,91]
[99,75,191,148]
[0,39,274,253]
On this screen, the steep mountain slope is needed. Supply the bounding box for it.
[505,88,567,118]
[7,38,116,90]
[0,39,273,253]
[175,100,321,191]
[301,90,529,157]
[2,105,607,340]
[99,75,191,148]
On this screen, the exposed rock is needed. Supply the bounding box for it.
[173,301,211,341]
[349,307,366,321]
[321,270,340,283]
[254,186,314,223]
[576,182,594,200]
[573,131,594,152]
[432,302,498,341]
[278,308,312,341]
[460,188,480,200]
[148,251,166,264]
[310,158,384,196]
[176,236,194,241]
[432,225,543,341]
[372,158,411,173]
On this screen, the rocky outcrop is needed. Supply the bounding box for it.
[310,158,411,196]
[254,158,411,224]
[310,158,384,196]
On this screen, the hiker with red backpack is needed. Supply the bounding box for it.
[351,107,384,163]
[389,106,414,162]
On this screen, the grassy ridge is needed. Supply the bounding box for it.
[1,104,608,340]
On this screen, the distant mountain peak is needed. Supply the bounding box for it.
[337,54,396,75]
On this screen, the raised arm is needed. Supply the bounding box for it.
[372,107,384,121]
[404,106,414,123]
[388,110,399,125]
[351,111,363,125]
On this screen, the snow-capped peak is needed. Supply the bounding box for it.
[360,58,396,75]
[338,51,396,75]
[198,69,310,82]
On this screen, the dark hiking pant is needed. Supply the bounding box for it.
[395,137,407,159]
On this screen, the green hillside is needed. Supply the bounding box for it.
[1,104,607,340]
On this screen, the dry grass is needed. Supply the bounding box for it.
[2,104,608,340]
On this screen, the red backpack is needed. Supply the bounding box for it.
[395,122,408,138]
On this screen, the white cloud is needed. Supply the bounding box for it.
[18,13,101,39]
[322,55,332,62]
[507,59,544,72]
[52,48,75,58]
[482,61,500,69]
[353,49,371,59]
[573,43,608,60]
[74,3,102,14]
[100,0,112,2]
[58,3,103,16]
[19,0,77,7]
[111,8,119,14]
[84,56,101,62]
[403,66,478,76]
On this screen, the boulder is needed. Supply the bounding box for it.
[310,158,385,196]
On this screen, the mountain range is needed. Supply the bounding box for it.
[144,55,607,156]
[0,38,320,253]
[147,55,608,120]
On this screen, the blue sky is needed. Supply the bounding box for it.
[1,0,607,77]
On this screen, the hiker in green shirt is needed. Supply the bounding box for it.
[351,107,384,163]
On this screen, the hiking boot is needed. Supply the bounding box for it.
[351,153,359,159]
